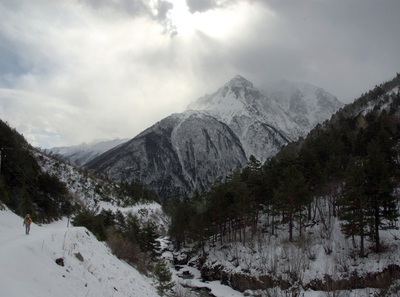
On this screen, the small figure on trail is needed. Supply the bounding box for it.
[23,214,32,235]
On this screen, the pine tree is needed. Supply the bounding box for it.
[153,258,174,295]
[139,222,160,257]
[339,161,368,257]
[168,197,192,249]
[363,139,398,252]
[276,165,309,241]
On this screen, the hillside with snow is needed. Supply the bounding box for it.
[35,150,169,234]
[167,209,400,297]
[0,208,159,297]
[164,74,400,296]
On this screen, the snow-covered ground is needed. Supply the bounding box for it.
[0,207,159,297]
[0,207,255,297]
[2,203,399,297]
[166,197,400,297]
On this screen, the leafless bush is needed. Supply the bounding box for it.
[106,229,152,274]
[281,243,308,284]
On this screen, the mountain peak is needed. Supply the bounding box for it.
[225,75,254,89]
[187,75,259,112]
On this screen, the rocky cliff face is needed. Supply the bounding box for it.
[87,111,247,200]
[87,76,343,200]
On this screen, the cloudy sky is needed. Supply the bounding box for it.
[0,0,399,148]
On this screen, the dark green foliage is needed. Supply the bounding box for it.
[153,258,174,295]
[118,180,159,205]
[99,209,116,228]
[275,164,310,241]
[72,209,107,241]
[102,209,162,274]
[339,161,368,257]
[107,211,161,257]
[363,138,398,252]
[139,222,160,256]
[0,120,73,221]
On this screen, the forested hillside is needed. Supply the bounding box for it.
[0,119,159,223]
[0,120,72,221]
[165,74,400,294]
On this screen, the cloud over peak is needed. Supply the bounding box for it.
[0,0,399,148]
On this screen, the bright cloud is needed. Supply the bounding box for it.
[0,0,399,148]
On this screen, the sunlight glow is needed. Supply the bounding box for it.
[166,0,252,38]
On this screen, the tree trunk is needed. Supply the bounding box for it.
[299,211,302,238]
[360,233,365,257]
[289,211,293,242]
[375,201,380,252]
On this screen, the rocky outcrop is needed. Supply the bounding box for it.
[200,263,400,293]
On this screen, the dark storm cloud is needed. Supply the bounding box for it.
[185,0,243,13]
[222,0,400,101]
[186,0,216,13]
[157,1,174,20]
[78,0,151,16]
[79,0,175,28]
[0,34,26,87]
[79,0,177,35]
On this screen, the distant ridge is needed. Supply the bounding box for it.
[47,138,128,166]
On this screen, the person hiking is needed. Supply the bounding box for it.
[23,214,32,235]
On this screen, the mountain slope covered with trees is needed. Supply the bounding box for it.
[0,120,72,220]
[165,74,400,295]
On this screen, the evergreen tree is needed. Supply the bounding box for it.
[364,139,398,252]
[139,222,160,257]
[153,258,174,295]
[276,165,309,241]
[339,161,368,257]
[72,209,107,241]
[168,197,192,249]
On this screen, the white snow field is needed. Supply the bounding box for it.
[0,208,159,297]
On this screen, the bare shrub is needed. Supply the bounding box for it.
[281,243,308,284]
[106,229,152,274]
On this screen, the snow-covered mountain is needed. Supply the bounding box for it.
[47,138,128,166]
[87,76,343,201]
[264,79,344,131]
[87,111,248,201]
[187,75,343,162]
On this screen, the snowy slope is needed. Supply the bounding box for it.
[187,75,343,162]
[0,208,159,297]
[264,79,343,129]
[35,151,169,234]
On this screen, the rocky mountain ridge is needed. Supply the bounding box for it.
[47,138,128,166]
[86,76,343,201]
